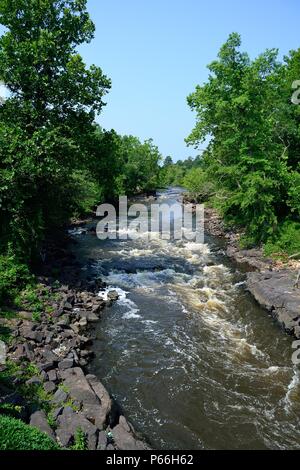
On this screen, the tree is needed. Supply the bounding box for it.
[0,0,111,257]
[186,33,296,245]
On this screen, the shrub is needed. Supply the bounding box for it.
[0,415,60,450]
[0,253,32,305]
[264,221,300,258]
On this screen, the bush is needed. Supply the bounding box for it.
[183,168,215,202]
[0,415,60,450]
[264,221,300,258]
[0,253,32,304]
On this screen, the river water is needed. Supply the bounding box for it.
[73,188,300,450]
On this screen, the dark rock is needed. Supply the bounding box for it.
[97,431,108,450]
[247,270,300,337]
[42,349,58,363]
[86,374,112,428]
[47,369,58,384]
[30,410,56,441]
[56,407,98,450]
[44,381,57,394]
[58,358,74,370]
[52,388,68,405]
[26,376,42,386]
[60,368,106,429]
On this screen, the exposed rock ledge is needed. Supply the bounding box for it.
[246,270,300,338]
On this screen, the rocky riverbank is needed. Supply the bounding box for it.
[183,194,300,339]
[0,232,149,450]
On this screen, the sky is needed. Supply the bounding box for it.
[80,0,300,161]
[1,0,300,161]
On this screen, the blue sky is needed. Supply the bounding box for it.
[1,1,299,161]
[80,0,300,161]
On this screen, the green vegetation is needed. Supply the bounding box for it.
[0,0,162,308]
[186,33,300,255]
[0,415,59,450]
[70,428,88,451]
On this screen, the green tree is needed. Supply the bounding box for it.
[0,0,111,257]
[186,33,296,245]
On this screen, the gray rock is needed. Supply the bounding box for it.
[86,374,112,428]
[97,431,108,450]
[58,358,74,370]
[26,376,42,386]
[42,349,58,363]
[30,410,56,441]
[56,407,98,449]
[60,368,105,429]
[38,361,55,372]
[247,270,300,337]
[52,388,68,404]
[44,381,57,394]
[47,369,58,383]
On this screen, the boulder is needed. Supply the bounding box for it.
[30,410,56,441]
[56,407,98,449]
[61,368,107,430]
[247,270,300,337]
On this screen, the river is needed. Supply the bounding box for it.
[73,187,300,450]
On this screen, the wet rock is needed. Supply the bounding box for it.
[107,290,119,301]
[30,410,56,441]
[56,407,98,449]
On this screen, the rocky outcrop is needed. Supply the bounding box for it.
[0,231,149,451]
[246,270,300,337]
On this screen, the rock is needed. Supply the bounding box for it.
[47,369,59,384]
[52,407,63,421]
[37,361,55,372]
[86,374,112,428]
[78,318,88,328]
[63,302,73,311]
[56,407,98,450]
[58,358,74,370]
[111,416,149,450]
[52,388,68,405]
[26,376,42,386]
[60,368,105,429]
[247,270,300,337]
[97,431,108,450]
[44,381,57,394]
[86,313,100,323]
[107,291,119,301]
[30,410,56,441]
[42,349,58,363]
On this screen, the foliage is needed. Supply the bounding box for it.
[0,414,60,450]
[264,221,300,258]
[0,251,32,304]
[186,33,300,249]
[70,428,88,451]
[0,1,163,307]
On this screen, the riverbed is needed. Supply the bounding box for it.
[73,188,300,450]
